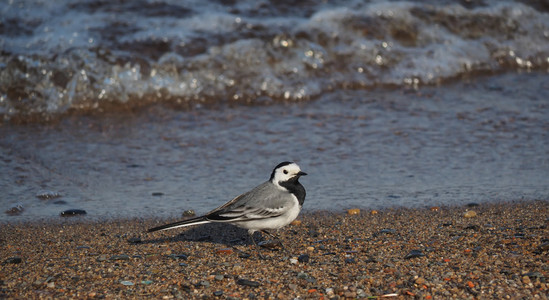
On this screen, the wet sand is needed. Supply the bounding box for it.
[1,201,548,299]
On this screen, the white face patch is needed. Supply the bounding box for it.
[272,163,302,188]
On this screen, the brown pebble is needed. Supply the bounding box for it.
[347,208,360,215]
[464,210,477,218]
[430,206,440,211]
[370,210,378,215]
[415,277,426,285]
[290,220,302,226]
[216,248,234,255]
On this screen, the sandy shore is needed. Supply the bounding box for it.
[1,201,548,299]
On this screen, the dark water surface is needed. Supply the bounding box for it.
[1,72,548,221]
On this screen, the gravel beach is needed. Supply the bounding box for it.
[1,201,548,299]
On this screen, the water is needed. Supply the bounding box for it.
[2,0,549,120]
[1,0,548,221]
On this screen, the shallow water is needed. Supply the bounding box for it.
[1,72,548,221]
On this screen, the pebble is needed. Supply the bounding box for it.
[47,282,55,288]
[415,277,426,285]
[298,254,310,263]
[36,190,61,200]
[537,242,549,252]
[347,208,360,215]
[214,275,224,281]
[344,257,356,264]
[151,192,164,196]
[120,280,134,286]
[199,280,210,287]
[216,248,234,255]
[60,209,87,217]
[127,237,142,244]
[97,254,108,262]
[464,210,477,218]
[213,290,223,296]
[4,257,22,264]
[167,254,188,260]
[290,220,302,226]
[290,258,298,264]
[182,210,196,217]
[110,254,130,261]
[236,279,260,287]
[404,250,425,259]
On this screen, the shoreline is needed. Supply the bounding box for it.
[1,200,548,299]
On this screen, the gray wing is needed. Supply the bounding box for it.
[205,181,292,222]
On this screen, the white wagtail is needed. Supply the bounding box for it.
[148,161,307,253]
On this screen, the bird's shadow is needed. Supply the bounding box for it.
[142,223,269,247]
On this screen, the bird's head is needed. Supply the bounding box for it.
[270,161,307,186]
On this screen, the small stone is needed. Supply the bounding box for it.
[290,258,298,264]
[415,277,426,285]
[110,254,130,261]
[128,237,142,244]
[522,276,531,285]
[466,202,480,207]
[430,206,440,211]
[307,246,315,251]
[345,257,356,264]
[97,254,108,262]
[4,257,22,264]
[374,228,396,236]
[216,248,234,255]
[537,242,549,252]
[290,220,302,226]
[344,291,357,298]
[199,280,210,287]
[141,280,153,285]
[258,240,281,248]
[463,210,477,218]
[236,279,260,287]
[60,209,87,217]
[298,254,310,263]
[370,210,378,215]
[120,280,134,286]
[347,208,360,215]
[325,288,334,296]
[404,250,425,259]
[151,192,164,196]
[213,291,223,296]
[36,190,61,200]
[214,275,224,281]
[47,282,55,288]
[167,254,188,260]
[182,210,196,217]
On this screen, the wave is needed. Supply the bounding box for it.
[1,0,548,120]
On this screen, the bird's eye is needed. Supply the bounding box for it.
[283,169,288,174]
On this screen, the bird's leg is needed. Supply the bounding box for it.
[248,231,267,259]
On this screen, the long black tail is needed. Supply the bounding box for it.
[147,216,209,233]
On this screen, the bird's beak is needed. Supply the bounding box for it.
[297,171,307,177]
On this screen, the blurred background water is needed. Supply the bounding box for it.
[1,0,548,221]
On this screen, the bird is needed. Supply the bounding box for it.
[148,161,307,254]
